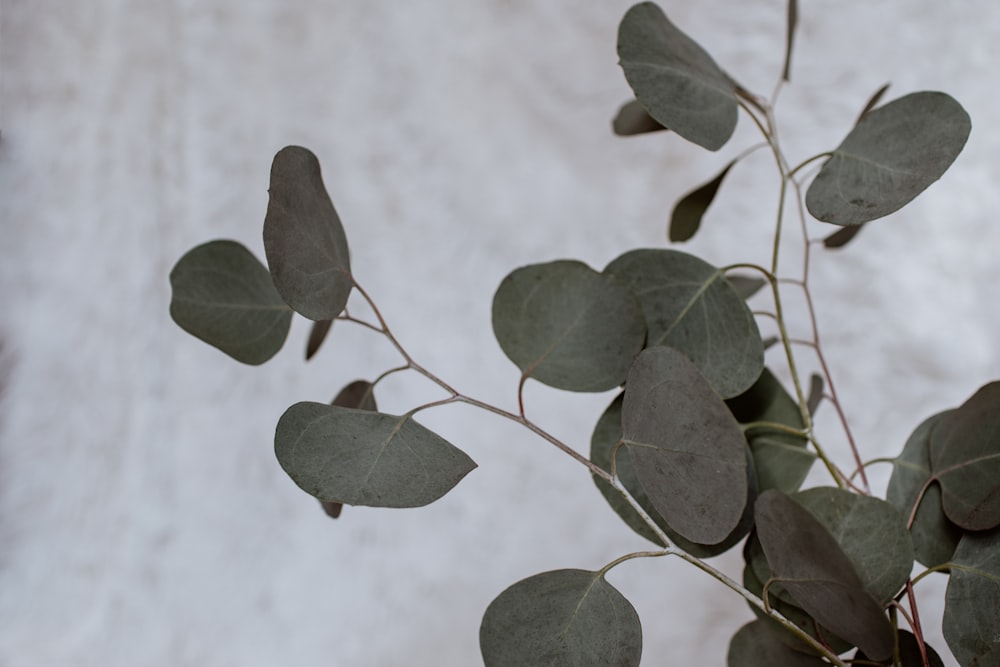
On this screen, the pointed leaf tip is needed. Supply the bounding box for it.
[669,160,736,242]
[264,145,353,320]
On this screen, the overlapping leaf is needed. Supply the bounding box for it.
[617,2,738,151]
[480,569,641,666]
[604,248,763,398]
[754,490,895,661]
[805,92,971,226]
[854,630,945,667]
[727,621,827,667]
[169,239,292,365]
[621,347,748,545]
[264,145,353,320]
[929,382,1000,531]
[726,368,815,494]
[318,380,379,519]
[492,260,646,392]
[886,411,962,567]
[590,393,756,556]
[274,402,475,508]
[943,527,1000,666]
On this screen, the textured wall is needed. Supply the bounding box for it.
[2,1,998,665]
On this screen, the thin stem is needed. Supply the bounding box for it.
[910,564,952,587]
[598,549,668,577]
[904,580,930,667]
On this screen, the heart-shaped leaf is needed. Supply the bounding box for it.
[930,381,1000,531]
[621,347,748,545]
[480,569,642,667]
[590,393,756,556]
[612,99,668,136]
[805,92,970,226]
[492,260,646,392]
[604,248,764,398]
[726,368,815,494]
[274,402,476,508]
[727,621,827,667]
[169,239,292,365]
[617,2,738,151]
[754,490,895,661]
[669,160,736,242]
[264,145,353,320]
[886,411,962,567]
[943,527,1000,666]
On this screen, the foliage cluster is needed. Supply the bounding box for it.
[169,3,999,665]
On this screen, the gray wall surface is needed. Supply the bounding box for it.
[2,1,998,665]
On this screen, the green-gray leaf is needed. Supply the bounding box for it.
[754,490,895,661]
[669,160,736,242]
[727,621,827,667]
[617,2,738,151]
[274,402,476,508]
[930,382,1000,531]
[169,240,292,365]
[604,248,763,398]
[318,380,380,519]
[264,145,353,320]
[726,368,815,494]
[305,319,333,360]
[480,569,642,667]
[943,527,1000,666]
[612,99,668,136]
[492,260,646,392]
[793,487,914,604]
[886,411,962,567]
[622,347,748,545]
[805,92,970,226]
[590,393,756,556]
[854,630,945,667]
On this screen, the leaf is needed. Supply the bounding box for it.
[492,260,646,392]
[886,411,962,568]
[727,621,827,667]
[669,160,736,242]
[617,2,738,151]
[169,240,292,365]
[754,489,895,661]
[726,368,815,494]
[621,347,748,545]
[822,224,864,249]
[263,145,353,320]
[274,402,476,508]
[726,274,768,301]
[317,380,380,519]
[590,393,757,556]
[943,527,1000,666]
[930,381,1000,531]
[480,569,642,667]
[305,319,333,360]
[793,487,914,604]
[805,92,971,226]
[856,82,891,125]
[781,0,798,82]
[604,248,764,398]
[854,630,945,667]
[805,373,823,416]
[612,99,668,136]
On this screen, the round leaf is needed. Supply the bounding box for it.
[943,527,1000,666]
[617,2,738,151]
[491,260,646,392]
[264,145,353,320]
[621,347,748,545]
[480,569,641,667]
[930,381,1000,531]
[590,393,757,556]
[274,402,476,508]
[805,92,970,225]
[886,411,962,567]
[169,240,292,365]
[727,621,828,667]
[605,248,764,398]
[754,490,895,661]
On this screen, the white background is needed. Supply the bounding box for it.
[2,1,999,665]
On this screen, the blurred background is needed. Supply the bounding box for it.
[2,1,998,664]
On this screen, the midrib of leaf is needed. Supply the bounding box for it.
[559,573,603,649]
[648,270,726,346]
[624,438,733,463]
[832,149,920,177]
